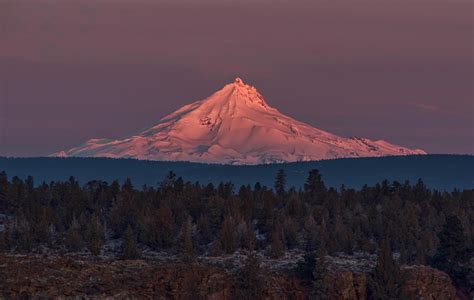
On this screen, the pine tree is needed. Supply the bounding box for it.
[398,242,409,265]
[304,214,318,251]
[311,248,328,299]
[18,229,33,252]
[295,248,328,298]
[283,217,298,249]
[157,203,174,248]
[219,215,238,254]
[86,218,103,256]
[432,215,469,288]
[0,171,8,212]
[242,222,256,251]
[415,241,426,265]
[122,225,141,260]
[274,169,286,198]
[369,240,403,299]
[0,222,12,251]
[296,251,316,281]
[197,216,212,245]
[304,169,327,205]
[238,253,262,299]
[65,226,83,252]
[269,227,285,258]
[180,218,195,262]
[434,215,467,264]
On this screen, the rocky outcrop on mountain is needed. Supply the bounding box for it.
[0,254,460,299]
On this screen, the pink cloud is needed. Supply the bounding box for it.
[408,102,471,118]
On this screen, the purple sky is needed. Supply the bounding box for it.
[1,0,473,156]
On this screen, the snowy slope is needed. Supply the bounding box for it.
[53,78,426,164]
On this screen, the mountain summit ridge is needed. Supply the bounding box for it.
[54,78,426,164]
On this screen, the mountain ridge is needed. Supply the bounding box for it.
[1,155,471,191]
[53,78,426,164]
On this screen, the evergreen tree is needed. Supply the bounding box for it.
[242,222,256,251]
[65,226,83,252]
[238,253,262,299]
[0,232,8,252]
[432,215,469,288]
[219,215,238,254]
[157,203,175,248]
[18,230,33,252]
[398,242,409,265]
[269,227,285,258]
[369,240,403,299]
[296,251,316,281]
[311,248,328,299]
[283,217,298,249]
[0,171,8,211]
[274,169,286,198]
[304,169,327,205]
[86,218,103,256]
[180,218,195,262]
[122,225,141,260]
[415,241,426,265]
[295,248,328,298]
[434,215,468,264]
[304,214,318,251]
[197,215,212,245]
[0,221,12,252]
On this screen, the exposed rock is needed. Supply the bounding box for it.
[402,265,459,300]
[0,254,460,299]
[325,271,368,300]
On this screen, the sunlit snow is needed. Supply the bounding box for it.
[52,78,426,164]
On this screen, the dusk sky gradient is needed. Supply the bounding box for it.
[1,0,473,156]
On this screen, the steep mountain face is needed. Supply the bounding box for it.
[54,78,426,164]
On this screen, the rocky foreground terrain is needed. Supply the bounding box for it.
[0,252,460,299]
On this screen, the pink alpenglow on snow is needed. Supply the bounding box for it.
[53,78,426,164]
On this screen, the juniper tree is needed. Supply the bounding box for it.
[65,226,83,252]
[369,240,403,299]
[219,215,238,254]
[122,225,141,260]
[0,171,8,212]
[86,217,103,256]
[296,251,317,281]
[238,253,262,300]
[269,226,285,258]
[157,203,174,248]
[283,217,298,249]
[242,221,256,251]
[311,248,329,299]
[180,218,195,262]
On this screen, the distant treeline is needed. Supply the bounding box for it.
[0,155,472,190]
[0,169,472,293]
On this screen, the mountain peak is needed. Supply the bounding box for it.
[53,79,426,164]
[233,77,245,85]
[224,77,268,109]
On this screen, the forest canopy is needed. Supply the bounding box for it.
[0,169,472,291]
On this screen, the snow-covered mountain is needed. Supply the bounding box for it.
[53,78,426,164]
